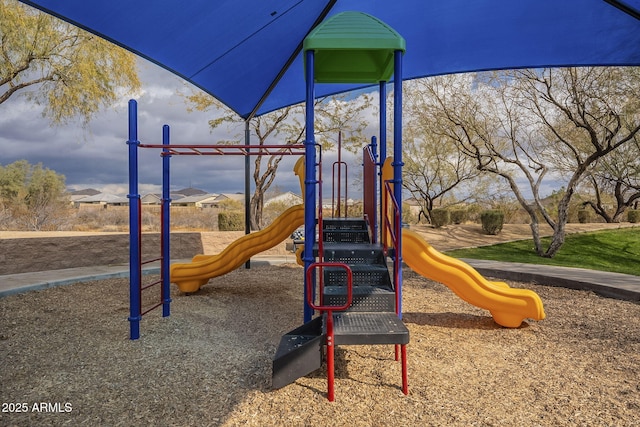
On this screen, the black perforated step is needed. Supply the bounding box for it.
[322,242,385,264]
[323,264,391,288]
[322,218,371,243]
[322,218,368,231]
[323,285,396,312]
[323,229,370,243]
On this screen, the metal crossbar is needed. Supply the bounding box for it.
[138,144,305,156]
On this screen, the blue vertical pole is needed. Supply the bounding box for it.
[392,51,404,319]
[378,81,387,244]
[128,100,142,339]
[161,125,172,317]
[303,49,316,323]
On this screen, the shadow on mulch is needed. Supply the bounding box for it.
[403,311,530,329]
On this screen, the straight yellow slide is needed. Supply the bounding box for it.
[402,229,545,327]
[170,204,304,293]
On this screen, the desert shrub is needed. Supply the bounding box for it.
[577,209,592,224]
[169,207,218,231]
[450,209,467,224]
[430,208,450,228]
[464,203,484,223]
[480,210,504,235]
[628,209,640,223]
[218,211,244,231]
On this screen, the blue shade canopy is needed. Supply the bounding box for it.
[17,0,640,119]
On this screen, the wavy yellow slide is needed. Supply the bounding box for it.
[171,156,306,293]
[402,228,545,328]
[170,204,304,293]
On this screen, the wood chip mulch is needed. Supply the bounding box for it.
[1,264,639,426]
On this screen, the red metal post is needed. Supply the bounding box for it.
[401,344,408,395]
[326,312,335,401]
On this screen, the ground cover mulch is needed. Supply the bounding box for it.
[1,263,639,426]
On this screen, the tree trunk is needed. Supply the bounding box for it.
[543,194,572,258]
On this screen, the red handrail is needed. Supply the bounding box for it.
[305,262,353,401]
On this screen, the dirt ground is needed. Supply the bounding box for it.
[2,220,633,255]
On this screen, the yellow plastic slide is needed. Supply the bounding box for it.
[170,204,304,293]
[402,228,545,328]
[171,156,306,293]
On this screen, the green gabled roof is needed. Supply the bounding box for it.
[303,11,405,84]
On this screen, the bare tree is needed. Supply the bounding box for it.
[402,79,484,223]
[186,92,373,229]
[422,67,640,257]
[580,135,640,222]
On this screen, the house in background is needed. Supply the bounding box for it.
[141,193,186,205]
[171,193,220,208]
[264,191,303,207]
[174,187,207,197]
[202,193,245,209]
[73,192,129,208]
[68,188,101,205]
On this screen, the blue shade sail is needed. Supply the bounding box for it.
[17,0,640,118]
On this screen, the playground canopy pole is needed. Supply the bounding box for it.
[303,49,316,323]
[392,51,404,319]
[162,125,172,317]
[127,99,142,340]
[244,120,251,269]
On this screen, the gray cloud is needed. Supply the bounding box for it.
[0,60,305,196]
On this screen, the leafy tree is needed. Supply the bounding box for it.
[1,0,140,125]
[0,160,70,230]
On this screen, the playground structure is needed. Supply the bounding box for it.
[128,12,545,401]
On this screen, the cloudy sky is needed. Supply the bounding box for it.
[0,59,318,197]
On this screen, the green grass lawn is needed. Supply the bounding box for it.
[445,227,640,276]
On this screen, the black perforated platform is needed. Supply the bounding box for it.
[332,312,409,345]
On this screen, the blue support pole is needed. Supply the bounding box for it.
[378,81,387,244]
[161,125,172,317]
[392,51,404,319]
[127,100,142,339]
[303,49,316,323]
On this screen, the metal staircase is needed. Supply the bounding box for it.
[272,217,409,399]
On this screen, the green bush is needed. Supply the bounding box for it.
[628,209,640,224]
[450,209,467,225]
[577,209,591,224]
[480,210,504,235]
[430,208,450,228]
[218,211,244,231]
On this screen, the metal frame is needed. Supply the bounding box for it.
[127,99,305,340]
